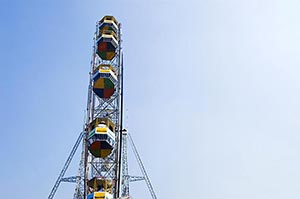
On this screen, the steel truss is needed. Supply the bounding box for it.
[82,21,123,199]
[48,18,158,199]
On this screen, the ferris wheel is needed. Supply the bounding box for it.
[48,16,157,199]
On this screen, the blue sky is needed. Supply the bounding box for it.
[1,0,300,198]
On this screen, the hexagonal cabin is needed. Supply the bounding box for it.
[96,16,119,60]
[93,64,117,99]
[88,118,116,158]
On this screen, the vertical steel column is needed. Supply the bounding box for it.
[83,30,98,199]
[115,23,123,199]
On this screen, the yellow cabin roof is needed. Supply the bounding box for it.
[89,117,115,132]
[99,16,118,25]
[94,64,117,75]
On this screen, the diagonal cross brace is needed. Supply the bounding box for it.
[48,131,85,199]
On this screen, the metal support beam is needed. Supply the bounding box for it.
[61,176,81,183]
[48,131,84,199]
[128,175,145,182]
[128,133,157,199]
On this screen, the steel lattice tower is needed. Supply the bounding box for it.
[48,16,157,199]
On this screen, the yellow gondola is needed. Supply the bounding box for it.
[88,118,116,158]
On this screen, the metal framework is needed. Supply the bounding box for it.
[128,133,157,199]
[48,16,157,199]
[48,131,84,199]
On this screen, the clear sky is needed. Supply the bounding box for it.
[1,0,300,199]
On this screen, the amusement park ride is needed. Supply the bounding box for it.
[48,16,157,199]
